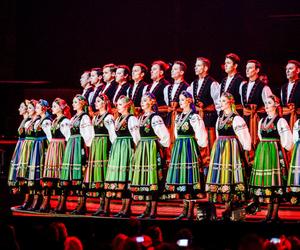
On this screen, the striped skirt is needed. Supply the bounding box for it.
[60,135,84,183]
[27,137,48,184]
[17,137,35,180]
[104,136,133,198]
[84,134,109,190]
[130,136,163,201]
[165,135,204,199]
[249,139,287,203]
[8,138,24,187]
[287,140,300,204]
[206,136,246,203]
[43,138,66,180]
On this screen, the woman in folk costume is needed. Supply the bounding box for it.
[130,92,170,219]
[17,99,39,210]
[8,101,30,190]
[206,92,251,220]
[165,91,208,220]
[39,98,71,212]
[287,119,300,204]
[104,95,140,218]
[249,95,293,222]
[26,99,52,211]
[83,94,116,216]
[58,94,94,214]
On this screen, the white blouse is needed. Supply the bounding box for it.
[91,114,117,144]
[174,113,208,148]
[150,115,170,147]
[215,115,252,151]
[34,117,52,142]
[128,115,141,145]
[258,117,293,151]
[80,114,94,147]
[293,119,300,143]
[55,118,71,141]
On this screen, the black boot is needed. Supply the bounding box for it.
[27,194,42,211]
[262,203,273,222]
[137,201,151,219]
[17,193,33,210]
[38,189,51,213]
[270,203,280,223]
[175,200,189,220]
[55,193,67,214]
[100,198,110,217]
[149,201,157,219]
[187,200,195,220]
[71,196,87,215]
[120,198,132,218]
[93,195,105,216]
[114,198,126,217]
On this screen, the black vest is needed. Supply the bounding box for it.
[93,113,110,135]
[35,116,52,138]
[139,113,157,137]
[70,112,87,136]
[281,80,300,107]
[51,116,67,139]
[102,80,118,103]
[128,81,147,107]
[18,117,31,138]
[90,84,105,112]
[241,79,265,108]
[83,86,94,101]
[146,78,169,106]
[116,115,133,137]
[220,73,244,104]
[176,112,196,136]
[167,81,188,104]
[217,113,237,136]
[113,82,131,105]
[192,75,218,127]
[260,116,280,139]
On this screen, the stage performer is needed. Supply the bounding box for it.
[83,94,116,216]
[101,63,117,102]
[165,91,208,220]
[103,96,140,218]
[40,98,71,212]
[280,60,300,130]
[130,92,170,219]
[206,92,251,221]
[89,67,104,112]
[249,95,293,222]
[112,65,131,107]
[8,101,30,189]
[26,99,52,211]
[58,94,94,214]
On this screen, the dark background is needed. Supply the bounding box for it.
[1,0,300,137]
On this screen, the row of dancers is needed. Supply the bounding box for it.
[7,89,300,221]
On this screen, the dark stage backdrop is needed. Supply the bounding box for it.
[1,0,300,137]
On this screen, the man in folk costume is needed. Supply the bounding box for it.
[143,60,170,107]
[89,67,104,112]
[240,60,272,149]
[220,53,245,115]
[112,65,131,107]
[281,60,300,130]
[101,63,118,102]
[187,57,220,168]
[127,63,148,115]
[163,61,189,143]
[81,70,94,101]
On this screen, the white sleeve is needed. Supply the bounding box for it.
[174,114,179,139]
[280,89,283,101]
[257,119,263,141]
[293,119,300,143]
[151,115,170,147]
[215,117,219,138]
[163,85,169,106]
[186,83,194,99]
[128,116,140,145]
[233,116,251,151]
[59,118,71,141]
[190,114,208,147]
[277,118,293,151]
[262,86,273,103]
[41,119,52,142]
[80,114,94,147]
[211,81,221,112]
[239,82,245,106]
[142,85,147,95]
[104,114,117,143]
[126,87,130,97]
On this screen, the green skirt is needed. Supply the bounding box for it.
[17,137,35,180]
[130,136,163,200]
[104,136,133,198]
[84,134,109,190]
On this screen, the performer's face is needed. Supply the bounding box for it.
[286,63,299,81]
[103,67,115,83]
[72,97,82,112]
[95,96,105,111]
[179,94,190,110]
[117,99,127,115]
[246,62,259,79]
[220,96,230,111]
[27,103,35,117]
[80,72,90,88]
[35,103,43,116]
[132,66,144,82]
[264,97,276,113]
[52,102,61,115]
[224,58,236,74]
[18,102,27,116]
[141,96,151,112]
[90,70,101,85]
[151,64,162,81]
[194,60,206,76]
[115,68,127,84]
[171,63,183,80]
